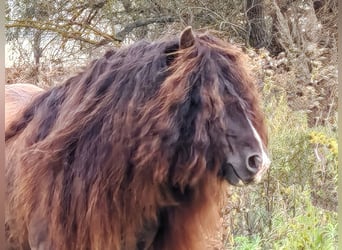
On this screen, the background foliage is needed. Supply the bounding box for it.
[5,0,337,249]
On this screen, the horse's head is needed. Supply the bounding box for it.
[177,27,270,187]
[221,102,270,186]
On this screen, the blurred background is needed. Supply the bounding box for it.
[5,0,337,249]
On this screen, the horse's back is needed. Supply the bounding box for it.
[5,83,46,249]
[5,83,45,131]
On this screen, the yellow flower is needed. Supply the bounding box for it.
[309,131,338,157]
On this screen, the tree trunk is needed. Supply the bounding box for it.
[245,0,268,48]
[32,30,43,83]
[33,30,43,66]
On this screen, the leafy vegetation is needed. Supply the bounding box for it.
[220,79,338,249]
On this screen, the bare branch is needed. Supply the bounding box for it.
[6,19,121,45]
[116,16,177,40]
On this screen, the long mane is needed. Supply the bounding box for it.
[6,31,266,250]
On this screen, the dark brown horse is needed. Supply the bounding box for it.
[5,27,270,250]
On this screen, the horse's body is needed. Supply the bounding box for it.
[5,84,45,131]
[5,27,270,250]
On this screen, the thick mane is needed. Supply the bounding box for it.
[6,31,266,250]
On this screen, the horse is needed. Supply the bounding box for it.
[5,27,270,250]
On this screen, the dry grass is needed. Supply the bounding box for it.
[6,64,81,89]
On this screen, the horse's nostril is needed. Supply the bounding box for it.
[247,154,262,173]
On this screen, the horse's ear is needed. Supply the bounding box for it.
[179,26,195,49]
